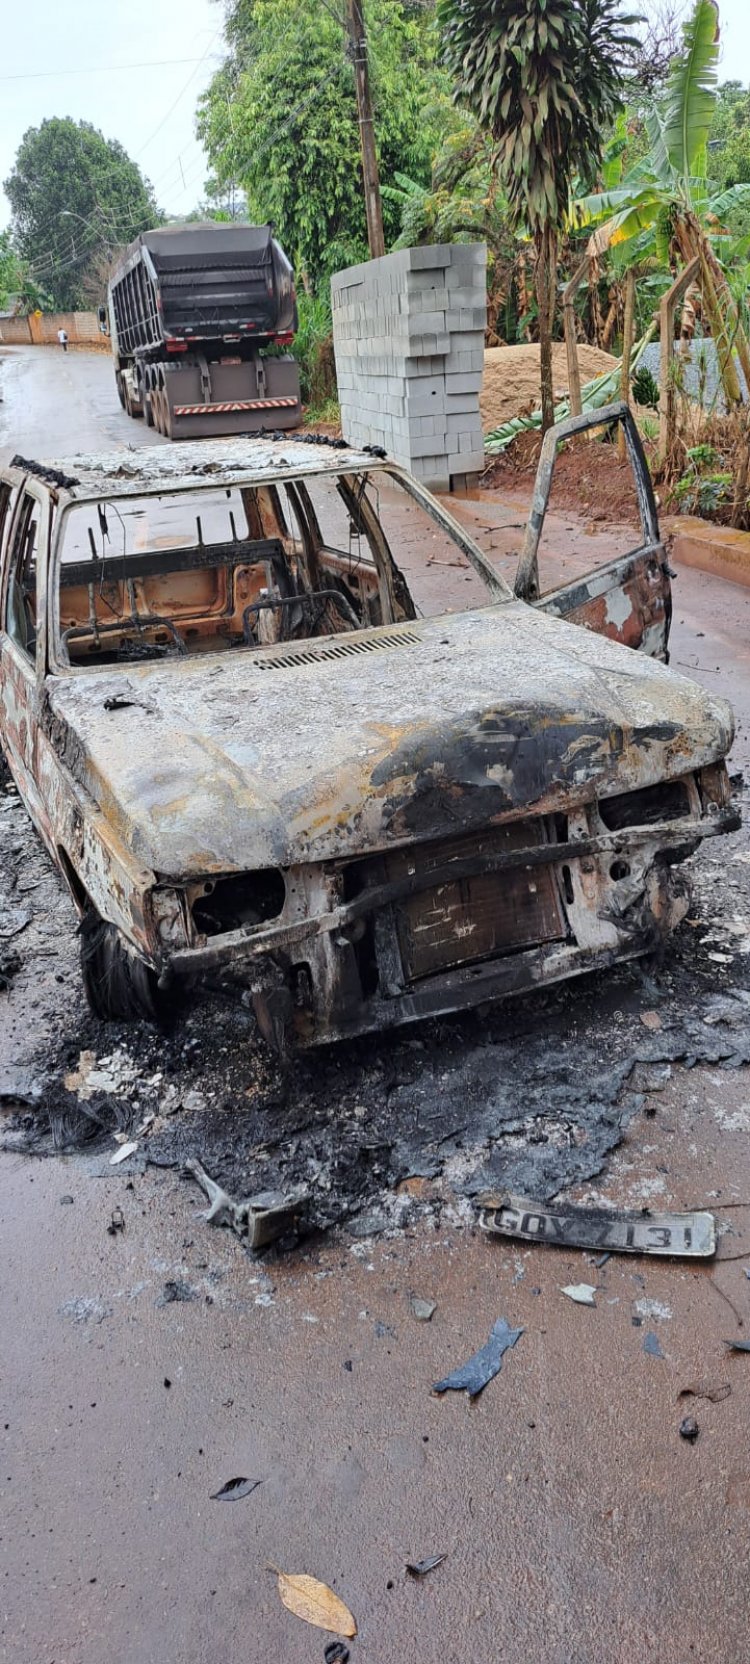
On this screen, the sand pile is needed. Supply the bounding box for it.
[480,342,620,432]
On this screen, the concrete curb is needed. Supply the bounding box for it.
[664,514,750,591]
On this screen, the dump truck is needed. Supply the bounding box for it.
[100,223,302,439]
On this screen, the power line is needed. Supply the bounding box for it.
[133,31,222,160]
[0,56,219,82]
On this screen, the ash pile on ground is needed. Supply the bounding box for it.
[2,764,750,1239]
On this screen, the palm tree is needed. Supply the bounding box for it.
[437,0,639,430]
[574,0,750,406]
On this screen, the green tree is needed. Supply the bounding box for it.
[437,0,639,430]
[197,0,457,290]
[4,118,159,310]
[709,80,750,191]
[575,1,750,407]
[0,229,49,312]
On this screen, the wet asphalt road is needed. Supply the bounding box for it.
[3,346,750,1664]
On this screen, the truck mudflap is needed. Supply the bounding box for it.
[152,355,302,439]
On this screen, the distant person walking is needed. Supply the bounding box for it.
[57,327,68,353]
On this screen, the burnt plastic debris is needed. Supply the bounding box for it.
[679,1416,700,1441]
[433,1317,523,1400]
[406,1554,447,1578]
[210,1477,263,1502]
[324,1645,350,1664]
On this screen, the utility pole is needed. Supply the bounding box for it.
[345,0,385,259]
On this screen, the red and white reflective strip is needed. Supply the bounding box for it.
[172,397,300,416]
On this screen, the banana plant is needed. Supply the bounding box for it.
[573,0,750,407]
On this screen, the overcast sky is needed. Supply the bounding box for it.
[0,0,221,228]
[1,0,749,234]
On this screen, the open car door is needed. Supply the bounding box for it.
[514,402,672,661]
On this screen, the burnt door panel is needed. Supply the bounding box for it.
[514,401,672,659]
[534,542,671,660]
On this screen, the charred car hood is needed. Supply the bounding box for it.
[45,604,734,879]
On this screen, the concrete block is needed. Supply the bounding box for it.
[444,348,485,374]
[447,446,486,473]
[444,393,480,416]
[458,426,484,452]
[447,242,487,269]
[445,371,483,395]
[445,311,488,332]
[443,286,488,310]
[446,411,483,437]
[406,245,452,270]
[411,458,451,493]
[405,334,451,357]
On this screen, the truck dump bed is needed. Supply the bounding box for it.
[110,224,296,355]
[106,223,302,438]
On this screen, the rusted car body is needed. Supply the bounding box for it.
[0,404,738,1049]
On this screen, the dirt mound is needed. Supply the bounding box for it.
[481,343,620,432]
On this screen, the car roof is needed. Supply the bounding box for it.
[11,436,387,500]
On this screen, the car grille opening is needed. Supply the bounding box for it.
[598,780,690,831]
[343,819,569,988]
[192,870,285,936]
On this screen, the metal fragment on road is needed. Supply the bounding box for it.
[476,1193,716,1258]
[183,1157,305,1249]
[433,1316,523,1400]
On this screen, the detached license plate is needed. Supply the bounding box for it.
[477,1193,716,1258]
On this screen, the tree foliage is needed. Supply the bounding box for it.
[575,0,750,410]
[0,229,49,312]
[437,0,638,428]
[709,81,750,190]
[197,0,458,290]
[4,119,159,310]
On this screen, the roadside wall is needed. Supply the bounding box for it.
[0,312,107,349]
[331,243,486,492]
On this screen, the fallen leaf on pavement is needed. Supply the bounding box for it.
[406,1554,447,1577]
[274,1572,357,1637]
[562,1283,597,1306]
[210,1477,262,1502]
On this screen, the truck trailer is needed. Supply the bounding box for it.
[101,223,303,439]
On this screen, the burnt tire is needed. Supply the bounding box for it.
[80,907,162,1022]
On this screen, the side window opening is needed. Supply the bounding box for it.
[4,492,39,663]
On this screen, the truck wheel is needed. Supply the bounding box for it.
[144,391,154,427]
[80,907,162,1022]
[115,371,126,410]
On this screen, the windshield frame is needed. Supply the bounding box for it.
[47,460,513,676]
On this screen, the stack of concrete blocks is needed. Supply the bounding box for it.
[331,242,486,493]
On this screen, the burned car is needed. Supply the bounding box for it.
[0,405,738,1050]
